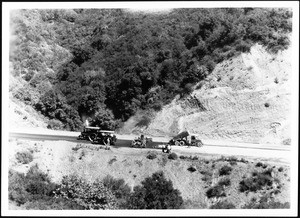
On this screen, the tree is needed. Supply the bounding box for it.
[126,171,183,209]
[91,108,117,130]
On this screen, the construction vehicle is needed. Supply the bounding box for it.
[168,131,203,147]
[92,130,117,145]
[131,135,153,148]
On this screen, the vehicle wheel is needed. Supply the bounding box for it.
[179,141,185,146]
[175,141,180,146]
[88,133,97,142]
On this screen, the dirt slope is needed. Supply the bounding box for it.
[134,44,291,145]
[9,139,290,208]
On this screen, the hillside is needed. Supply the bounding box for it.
[8,138,290,209]
[122,44,292,145]
[8,8,292,132]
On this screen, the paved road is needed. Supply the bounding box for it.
[9,131,291,164]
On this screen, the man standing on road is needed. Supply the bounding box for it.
[104,134,110,149]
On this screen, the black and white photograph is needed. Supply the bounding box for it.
[2,1,299,217]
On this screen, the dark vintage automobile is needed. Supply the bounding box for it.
[92,130,117,145]
[77,126,101,142]
[77,127,117,145]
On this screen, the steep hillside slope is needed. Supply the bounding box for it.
[124,44,291,145]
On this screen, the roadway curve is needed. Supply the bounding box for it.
[9,130,291,164]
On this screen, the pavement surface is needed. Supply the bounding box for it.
[8,128,291,164]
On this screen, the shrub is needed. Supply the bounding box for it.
[206,184,226,199]
[55,174,117,209]
[15,151,33,164]
[219,165,232,176]
[147,152,157,160]
[218,177,231,187]
[202,174,212,182]
[239,169,274,193]
[242,195,290,209]
[264,102,270,107]
[8,165,57,206]
[126,171,183,209]
[102,175,131,208]
[282,138,291,145]
[168,152,178,160]
[47,119,64,130]
[135,115,152,127]
[278,167,284,172]
[274,77,279,84]
[108,157,117,165]
[187,166,197,172]
[179,155,186,159]
[255,162,268,168]
[210,200,235,209]
[192,156,199,160]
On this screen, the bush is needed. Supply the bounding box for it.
[126,171,183,209]
[47,119,64,130]
[102,175,131,208]
[255,162,268,168]
[242,195,290,209]
[168,152,178,160]
[108,157,117,165]
[15,151,33,164]
[219,165,232,176]
[206,184,226,199]
[55,174,117,209]
[210,200,235,209]
[282,138,291,145]
[278,167,284,172]
[239,169,274,193]
[192,156,199,160]
[187,166,197,172]
[8,165,57,206]
[218,177,231,187]
[264,102,270,107]
[147,152,157,160]
[179,155,187,159]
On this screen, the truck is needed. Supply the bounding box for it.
[168,131,203,147]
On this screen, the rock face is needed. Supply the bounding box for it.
[139,44,292,144]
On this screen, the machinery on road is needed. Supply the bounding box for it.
[168,131,203,147]
[77,126,101,142]
[77,127,117,145]
[131,135,153,148]
[92,130,117,146]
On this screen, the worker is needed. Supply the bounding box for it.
[162,144,171,153]
[103,134,110,149]
[140,134,146,148]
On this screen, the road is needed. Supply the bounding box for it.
[9,131,291,164]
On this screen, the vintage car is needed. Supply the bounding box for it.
[92,130,117,145]
[77,126,101,142]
